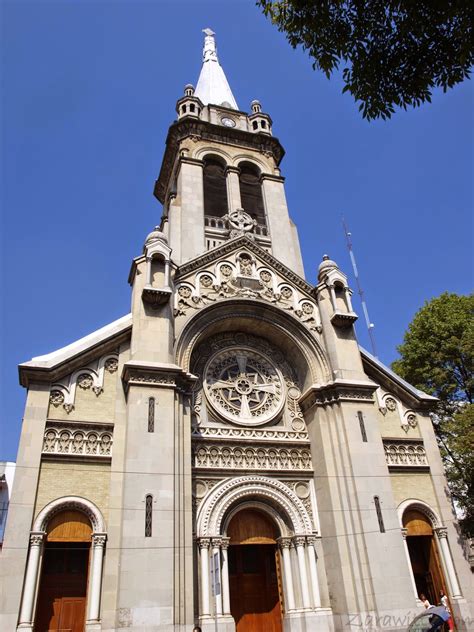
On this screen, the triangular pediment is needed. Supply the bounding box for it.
[174,236,322,333]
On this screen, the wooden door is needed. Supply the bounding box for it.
[34,543,89,632]
[229,544,282,632]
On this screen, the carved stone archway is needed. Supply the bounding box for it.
[18,497,107,631]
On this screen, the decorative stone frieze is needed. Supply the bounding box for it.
[193,443,313,471]
[42,422,113,459]
[121,360,197,394]
[49,351,119,414]
[383,439,428,469]
[299,380,376,412]
[191,425,309,442]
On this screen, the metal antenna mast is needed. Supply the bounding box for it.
[342,216,378,358]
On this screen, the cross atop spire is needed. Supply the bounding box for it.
[194,29,238,110]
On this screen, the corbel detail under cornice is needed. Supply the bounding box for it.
[121,360,197,394]
[299,379,378,413]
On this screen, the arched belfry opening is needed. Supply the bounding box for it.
[203,156,228,218]
[227,508,282,632]
[238,162,266,226]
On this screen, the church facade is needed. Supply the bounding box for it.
[1,31,473,632]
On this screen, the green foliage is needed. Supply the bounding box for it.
[392,292,474,536]
[257,0,473,120]
[441,405,474,536]
[392,293,473,407]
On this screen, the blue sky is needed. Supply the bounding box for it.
[1,1,472,460]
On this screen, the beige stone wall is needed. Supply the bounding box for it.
[378,406,422,439]
[48,369,118,423]
[34,460,111,523]
[389,471,439,513]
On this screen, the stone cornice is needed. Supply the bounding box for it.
[176,234,314,295]
[154,118,285,203]
[300,379,378,412]
[121,360,197,393]
[19,329,130,388]
[360,347,438,410]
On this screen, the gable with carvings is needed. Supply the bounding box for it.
[48,351,119,421]
[174,236,322,335]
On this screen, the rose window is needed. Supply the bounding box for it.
[204,348,284,425]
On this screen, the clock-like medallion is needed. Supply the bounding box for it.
[204,348,284,425]
[221,117,236,128]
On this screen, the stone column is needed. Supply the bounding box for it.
[164,259,170,288]
[220,538,231,616]
[306,536,322,608]
[146,257,152,286]
[278,537,296,613]
[199,538,211,617]
[211,538,223,616]
[294,536,311,610]
[435,527,462,598]
[401,528,419,600]
[225,166,242,213]
[18,532,45,627]
[344,287,354,312]
[328,285,337,311]
[87,533,107,622]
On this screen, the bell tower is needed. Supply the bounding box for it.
[153,29,305,277]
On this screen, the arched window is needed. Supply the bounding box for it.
[238,162,266,226]
[203,157,228,218]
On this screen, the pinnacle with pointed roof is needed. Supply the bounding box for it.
[194,28,238,110]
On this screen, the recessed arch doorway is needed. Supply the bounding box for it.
[403,509,448,606]
[227,508,282,632]
[34,510,91,632]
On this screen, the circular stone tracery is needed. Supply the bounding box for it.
[204,348,284,425]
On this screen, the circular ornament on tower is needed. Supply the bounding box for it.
[203,348,285,425]
[221,116,236,128]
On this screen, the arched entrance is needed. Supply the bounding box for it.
[17,497,106,631]
[403,509,448,605]
[34,510,91,631]
[227,508,282,632]
[196,476,324,630]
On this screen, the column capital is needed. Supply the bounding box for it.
[434,526,448,539]
[401,527,408,540]
[92,533,107,548]
[29,531,46,546]
[306,534,320,546]
[293,535,307,548]
[220,537,231,550]
[198,537,211,550]
[211,536,224,548]
[260,172,285,184]
[225,165,240,176]
[180,156,204,168]
[277,536,293,550]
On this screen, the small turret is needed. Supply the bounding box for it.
[176,84,202,120]
[141,226,172,308]
[249,100,273,135]
[317,255,357,327]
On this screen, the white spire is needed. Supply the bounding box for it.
[194,28,238,110]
